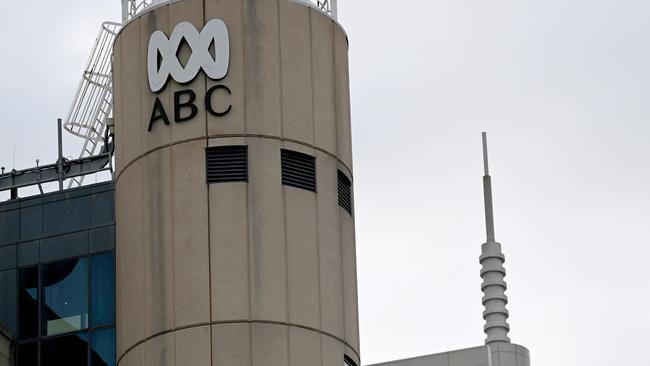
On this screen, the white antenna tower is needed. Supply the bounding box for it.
[479,132,511,345]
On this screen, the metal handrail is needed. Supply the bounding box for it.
[123,0,338,22]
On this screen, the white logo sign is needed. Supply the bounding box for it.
[148,19,230,93]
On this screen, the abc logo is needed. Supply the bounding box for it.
[147,19,230,92]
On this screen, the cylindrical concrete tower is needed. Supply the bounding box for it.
[113,1,359,365]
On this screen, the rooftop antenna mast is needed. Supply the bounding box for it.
[479,132,511,345]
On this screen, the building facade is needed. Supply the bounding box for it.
[113,0,359,366]
[0,182,116,365]
[368,344,530,366]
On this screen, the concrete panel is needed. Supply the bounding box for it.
[140,7,172,152]
[494,351,517,366]
[333,27,352,172]
[212,323,251,366]
[279,1,314,144]
[117,159,145,353]
[248,139,287,321]
[243,0,282,136]
[113,34,125,174]
[285,186,320,329]
[321,334,345,366]
[390,353,449,366]
[120,343,144,366]
[252,323,288,366]
[289,327,320,366]
[210,182,250,321]
[208,136,247,147]
[119,18,144,171]
[310,10,336,154]
[449,346,488,366]
[340,212,359,352]
[490,343,530,366]
[172,141,210,327]
[169,0,208,143]
[205,0,246,136]
[208,135,249,322]
[316,152,344,337]
[144,332,175,366]
[143,148,175,337]
[176,325,211,366]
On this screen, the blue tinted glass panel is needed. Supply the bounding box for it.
[90,327,115,366]
[42,332,88,366]
[0,245,16,271]
[17,341,38,366]
[89,226,115,253]
[19,266,38,340]
[42,197,91,235]
[42,258,88,336]
[0,209,19,245]
[40,232,88,263]
[92,191,114,227]
[91,253,115,327]
[0,269,17,337]
[18,240,39,267]
[20,206,42,241]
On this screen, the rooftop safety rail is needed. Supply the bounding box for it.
[123,0,338,22]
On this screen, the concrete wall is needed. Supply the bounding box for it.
[367,344,530,366]
[0,327,13,366]
[113,1,358,366]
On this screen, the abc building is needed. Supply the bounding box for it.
[0,0,358,365]
[0,1,532,366]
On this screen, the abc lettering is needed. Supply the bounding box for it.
[147,19,232,131]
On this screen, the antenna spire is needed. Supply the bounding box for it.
[482,132,495,241]
[479,132,511,345]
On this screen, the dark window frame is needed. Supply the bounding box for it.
[15,250,116,366]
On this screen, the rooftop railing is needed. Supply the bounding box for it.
[123,0,338,22]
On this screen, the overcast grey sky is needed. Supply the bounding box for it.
[1,1,649,365]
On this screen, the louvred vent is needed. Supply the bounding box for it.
[337,170,353,214]
[205,146,248,183]
[281,149,316,192]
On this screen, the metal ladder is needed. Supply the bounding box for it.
[64,21,121,188]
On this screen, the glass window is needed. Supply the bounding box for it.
[42,197,91,235]
[91,253,115,327]
[20,206,43,241]
[42,258,88,336]
[91,192,115,227]
[0,209,20,245]
[0,269,17,336]
[41,332,88,366]
[90,327,115,366]
[19,266,38,340]
[89,226,115,253]
[17,341,38,366]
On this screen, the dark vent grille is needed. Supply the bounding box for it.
[206,145,248,183]
[281,149,316,192]
[337,170,353,214]
[344,356,358,366]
